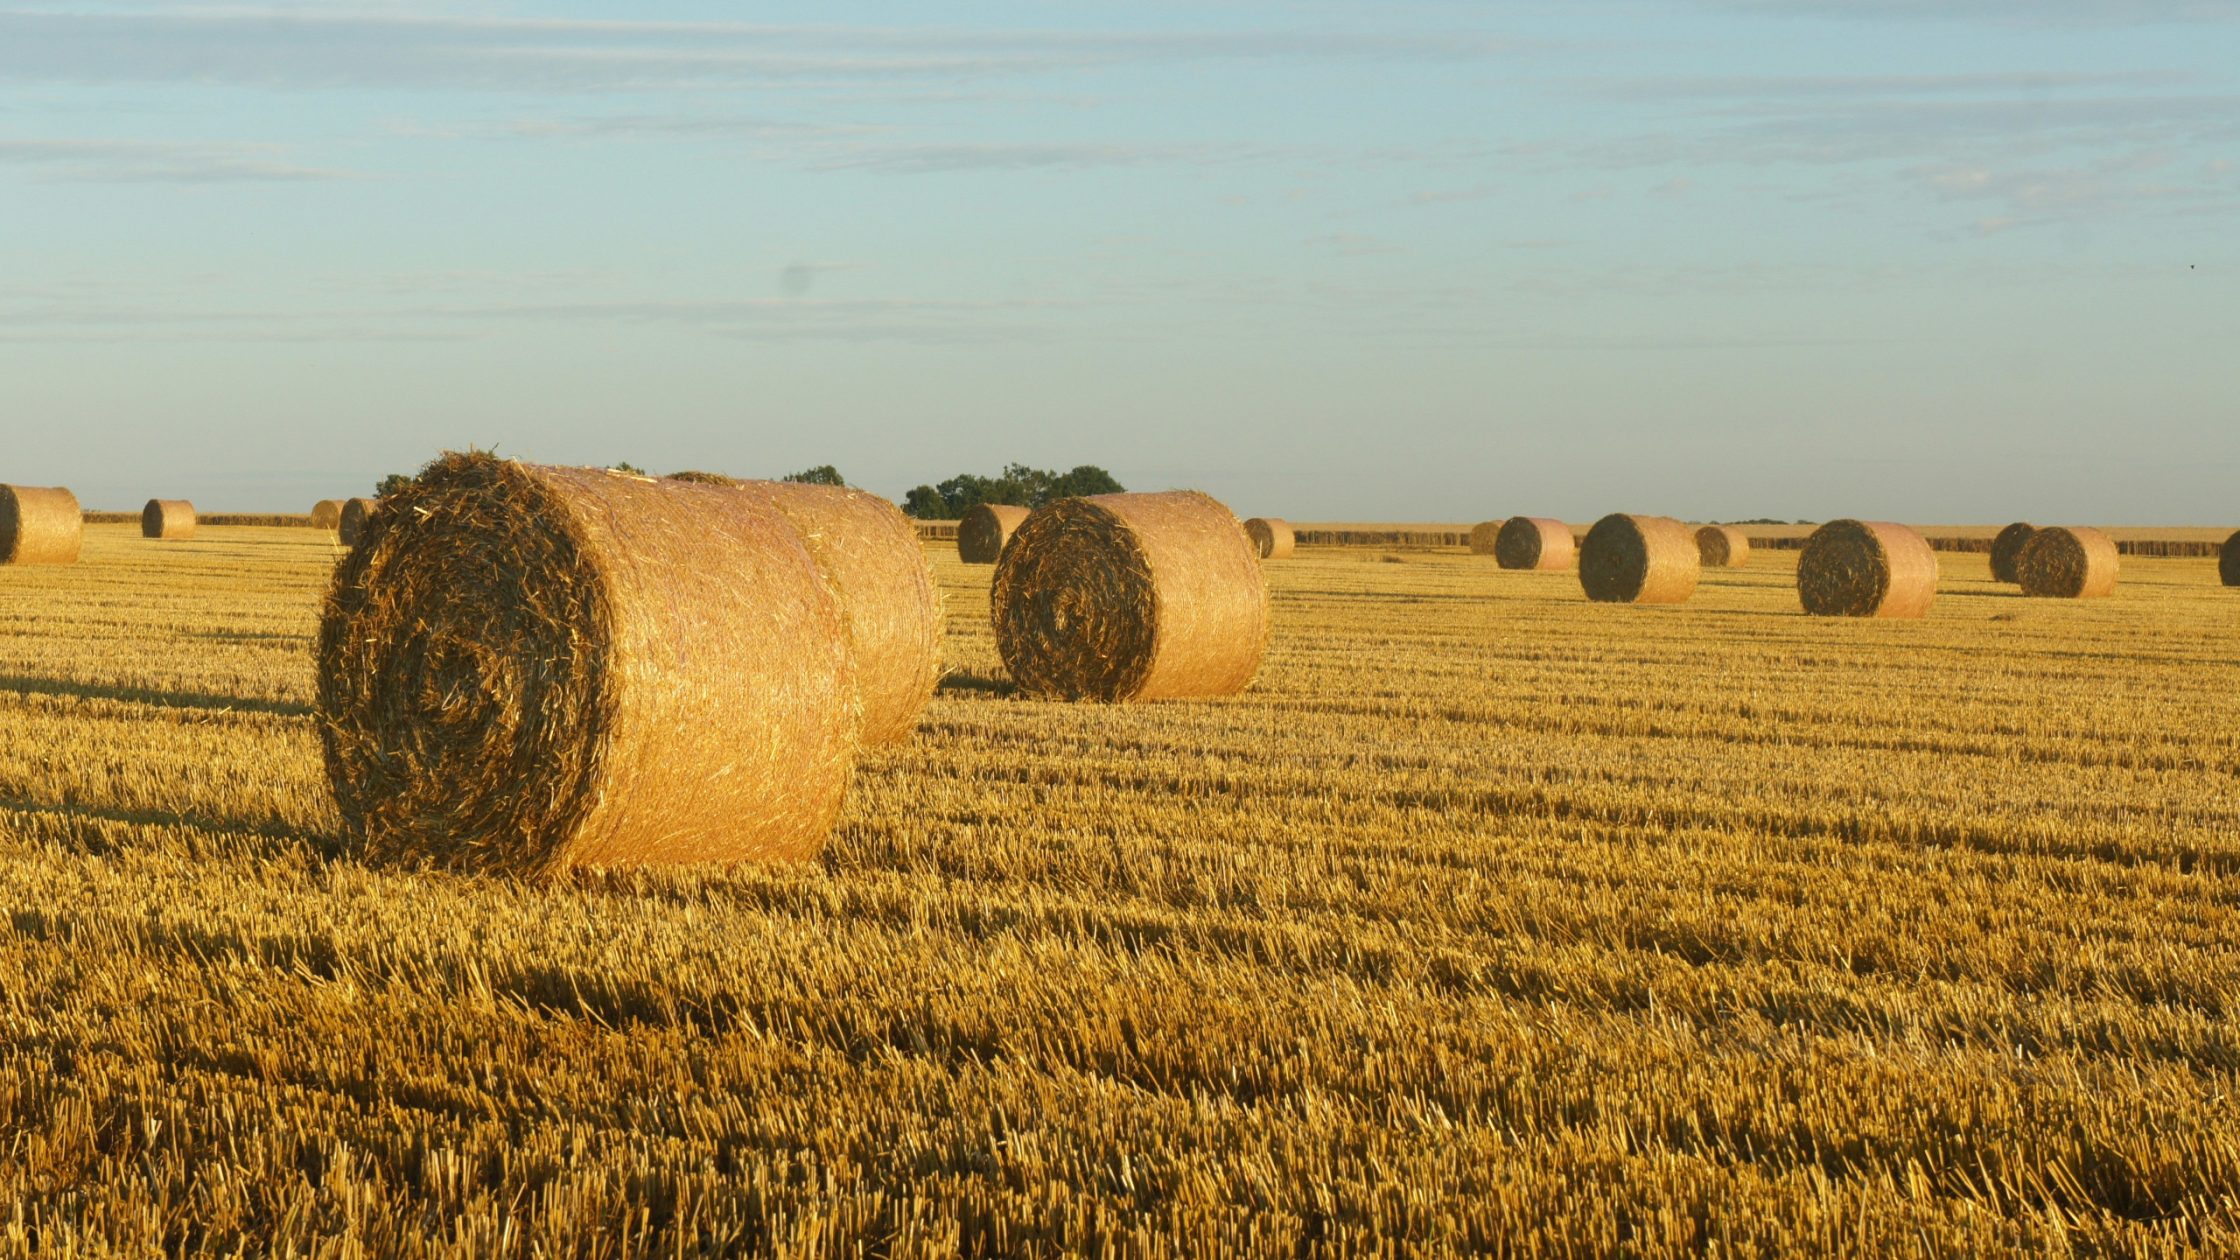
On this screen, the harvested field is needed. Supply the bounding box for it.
[3,525,2240,1255]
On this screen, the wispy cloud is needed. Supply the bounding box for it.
[0,138,358,182]
[1707,0,2240,26]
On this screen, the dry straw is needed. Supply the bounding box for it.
[1579,514,1698,604]
[338,498,378,546]
[1495,517,1577,572]
[142,499,195,540]
[0,485,82,565]
[2017,526,2119,599]
[1243,517,1296,560]
[1991,522,2037,584]
[317,453,858,878]
[993,491,1269,702]
[1797,520,1938,618]
[1695,525,1751,569]
[2224,531,2240,588]
[311,500,345,531]
[1467,521,1503,555]
[959,504,1030,564]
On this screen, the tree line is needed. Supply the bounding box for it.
[375,462,1121,519]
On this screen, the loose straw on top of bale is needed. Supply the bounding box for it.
[317,453,858,878]
[1696,525,1750,569]
[1797,520,1938,618]
[2223,531,2240,588]
[339,498,378,546]
[993,491,1269,702]
[959,504,1030,564]
[1991,522,2036,584]
[1243,517,1296,560]
[1468,521,1503,555]
[142,499,195,540]
[0,485,81,565]
[2017,526,2119,599]
[311,500,344,531]
[1494,517,1576,571]
[1578,514,1698,604]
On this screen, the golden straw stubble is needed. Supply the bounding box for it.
[1695,525,1750,569]
[1578,514,1698,603]
[317,454,857,878]
[959,504,1030,564]
[2016,526,2119,599]
[1797,520,1938,618]
[0,485,82,565]
[142,499,196,540]
[993,491,1269,702]
[1990,522,2036,584]
[1243,517,1296,560]
[1495,517,1576,571]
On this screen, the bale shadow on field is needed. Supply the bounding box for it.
[0,672,314,717]
[937,668,1017,697]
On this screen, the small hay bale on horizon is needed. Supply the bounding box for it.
[959,504,1030,564]
[317,454,858,879]
[1243,517,1296,560]
[1797,520,1938,618]
[142,499,195,541]
[1696,524,1750,569]
[0,485,82,565]
[1495,517,1576,572]
[1467,521,1503,555]
[1578,514,1698,604]
[1991,522,2037,583]
[2017,526,2119,599]
[993,490,1268,702]
[2223,530,2240,587]
[339,498,378,546]
[311,500,345,531]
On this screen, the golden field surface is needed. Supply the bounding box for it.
[3,524,2238,1257]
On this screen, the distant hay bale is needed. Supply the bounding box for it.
[2017,526,2119,599]
[338,498,378,546]
[1468,521,1502,554]
[1578,514,1698,604]
[317,453,857,877]
[1490,516,1574,571]
[1243,517,1296,560]
[1990,522,2036,583]
[1695,525,1750,568]
[141,499,195,540]
[2224,531,2240,587]
[0,485,82,565]
[311,500,345,531]
[1796,520,1938,618]
[959,504,1030,564]
[993,491,1268,702]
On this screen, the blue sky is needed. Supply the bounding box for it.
[2,1,2234,521]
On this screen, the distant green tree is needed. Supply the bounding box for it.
[1048,465,1123,500]
[898,463,1127,518]
[783,465,846,486]
[902,485,949,519]
[375,473,413,498]
[610,461,648,476]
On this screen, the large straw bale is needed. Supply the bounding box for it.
[1578,514,1698,604]
[142,499,195,540]
[2017,526,2119,599]
[1468,521,1503,555]
[339,498,378,546]
[959,504,1030,564]
[311,500,345,530]
[316,454,857,877]
[1696,525,1751,568]
[1991,522,2036,583]
[2223,530,2240,587]
[1243,517,1296,560]
[1797,520,1938,618]
[0,486,82,565]
[1495,517,1576,572]
[993,491,1268,702]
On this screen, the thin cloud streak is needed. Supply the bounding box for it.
[0,138,358,182]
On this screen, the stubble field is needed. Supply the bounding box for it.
[3,524,2237,1257]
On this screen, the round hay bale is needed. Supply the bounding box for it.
[1467,521,1503,555]
[316,453,858,877]
[993,491,1268,702]
[1578,514,1698,604]
[2017,526,2119,599]
[1695,525,1751,568]
[338,497,378,546]
[959,504,1030,564]
[311,499,345,531]
[141,499,195,540]
[1493,517,1575,571]
[1243,517,1295,560]
[0,485,82,565]
[1990,522,2036,583]
[1796,520,1938,618]
[2222,530,2240,588]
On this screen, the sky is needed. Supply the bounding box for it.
[1,1,2235,522]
